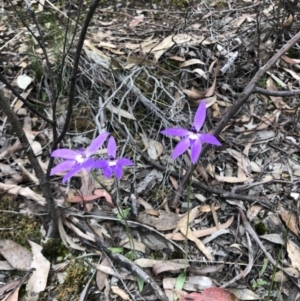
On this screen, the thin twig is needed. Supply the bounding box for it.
[48,0,101,175]
[0,74,55,125]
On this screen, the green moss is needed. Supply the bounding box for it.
[257,77,268,88]
[255,222,268,235]
[0,197,41,247]
[42,238,69,263]
[287,47,298,59]
[54,259,91,301]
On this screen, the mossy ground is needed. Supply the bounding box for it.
[0,197,41,248]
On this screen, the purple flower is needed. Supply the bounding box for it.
[50,132,110,183]
[161,101,221,164]
[94,136,133,179]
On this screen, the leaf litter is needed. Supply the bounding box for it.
[1,0,300,300]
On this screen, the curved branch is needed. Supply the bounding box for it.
[254,87,300,97]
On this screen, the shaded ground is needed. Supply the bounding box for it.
[1,0,300,300]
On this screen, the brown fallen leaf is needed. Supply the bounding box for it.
[172,206,212,260]
[279,206,299,236]
[287,239,300,271]
[137,210,180,231]
[165,216,234,240]
[67,188,113,206]
[0,183,46,206]
[0,240,32,271]
[153,261,189,275]
[26,241,50,300]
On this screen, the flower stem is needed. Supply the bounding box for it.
[184,171,192,270]
[116,180,136,260]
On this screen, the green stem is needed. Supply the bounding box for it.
[116,180,136,260]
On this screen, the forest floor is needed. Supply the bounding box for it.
[1,0,300,300]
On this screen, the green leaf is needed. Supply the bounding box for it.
[117,208,131,219]
[137,276,144,292]
[259,258,269,277]
[175,271,186,290]
[108,247,123,253]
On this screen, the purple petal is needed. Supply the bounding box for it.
[200,134,221,146]
[93,159,109,169]
[82,158,95,170]
[107,136,117,158]
[50,160,76,175]
[102,165,113,178]
[161,128,191,137]
[62,164,82,183]
[117,158,133,166]
[171,137,191,160]
[190,138,202,164]
[193,101,206,132]
[114,164,123,179]
[86,132,110,157]
[51,149,79,160]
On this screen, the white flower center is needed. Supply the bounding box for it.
[75,154,84,163]
[109,160,117,167]
[189,133,198,140]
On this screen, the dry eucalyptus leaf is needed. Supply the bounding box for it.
[287,239,300,271]
[259,234,284,245]
[0,183,47,206]
[164,276,213,291]
[273,271,288,282]
[214,174,251,183]
[147,140,164,160]
[153,261,188,275]
[111,286,130,301]
[16,74,33,90]
[0,239,32,271]
[26,241,50,300]
[137,210,180,231]
[106,103,136,120]
[227,288,259,300]
[179,59,205,67]
[279,207,299,236]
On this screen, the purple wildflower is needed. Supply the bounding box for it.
[161,101,221,164]
[50,132,110,183]
[93,136,133,179]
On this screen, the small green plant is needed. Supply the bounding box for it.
[252,258,269,288]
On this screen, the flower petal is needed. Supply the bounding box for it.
[172,137,191,160]
[93,159,109,169]
[107,136,117,158]
[62,164,82,183]
[82,158,95,170]
[51,149,79,160]
[86,132,110,157]
[102,165,113,178]
[190,137,202,164]
[200,134,221,146]
[193,101,206,132]
[117,158,133,166]
[114,164,123,179]
[161,128,191,137]
[50,160,76,175]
